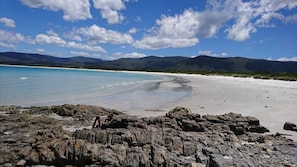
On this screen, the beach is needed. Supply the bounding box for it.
[133,73,297,140]
[1,70,297,166]
[1,65,296,140]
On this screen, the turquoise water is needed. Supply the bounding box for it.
[0,65,190,112]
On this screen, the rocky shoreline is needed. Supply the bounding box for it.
[0,105,296,166]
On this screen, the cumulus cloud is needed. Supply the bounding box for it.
[226,17,257,41]
[225,0,297,41]
[74,24,133,44]
[70,51,101,58]
[67,41,106,53]
[134,8,229,49]
[221,52,228,56]
[127,28,137,34]
[134,0,297,49]
[0,30,25,43]
[20,0,92,21]
[277,57,297,62]
[63,31,83,41]
[111,52,146,59]
[0,17,16,28]
[283,14,297,24]
[0,29,28,48]
[35,34,66,46]
[198,50,227,57]
[0,42,16,48]
[93,0,126,24]
[34,31,106,53]
[35,48,45,53]
[70,51,91,57]
[134,36,198,50]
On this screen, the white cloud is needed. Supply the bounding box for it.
[93,0,126,24]
[70,51,90,57]
[34,32,106,53]
[127,28,137,34]
[92,0,138,24]
[46,29,59,37]
[135,0,297,49]
[35,48,45,53]
[198,50,219,57]
[75,24,133,44]
[226,17,257,41]
[67,41,106,53]
[63,31,83,41]
[225,0,297,41]
[0,42,15,48]
[111,52,146,59]
[0,30,25,43]
[284,14,297,24]
[221,52,228,56]
[277,57,297,62]
[134,8,230,49]
[70,51,101,58]
[134,36,198,50]
[255,13,283,27]
[20,0,92,21]
[198,50,228,57]
[0,29,33,49]
[266,57,273,61]
[35,34,66,46]
[0,17,16,28]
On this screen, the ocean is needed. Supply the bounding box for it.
[0,65,190,114]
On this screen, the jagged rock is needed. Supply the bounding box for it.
[202,115,223,123]
[283,122,297,132]
[229,124,245,135]
[249,125,269,133]
[1,105,297,166]
[51,104,121,119]
[166,106,200,121]
[180,119,204,132]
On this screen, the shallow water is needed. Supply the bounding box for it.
[0,65,191,114]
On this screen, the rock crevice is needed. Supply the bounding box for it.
[0,105,296,166]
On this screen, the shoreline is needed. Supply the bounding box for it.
[152,73,297,141]
[1,64,296,140]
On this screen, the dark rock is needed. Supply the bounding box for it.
[183,141,196,156]
[166,106,200,121]
[202,115,223,123]
[229,124,245,135]
[51,104,121,120]
[181,119,204,132]
[249,125,270,133]
[1,105,297,167]
[209,154,233,167]
[284,122,297,132]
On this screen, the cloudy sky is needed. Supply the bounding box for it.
[0,0,296,61]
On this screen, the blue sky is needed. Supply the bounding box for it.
[0,0,296,61]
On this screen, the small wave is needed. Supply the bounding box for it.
[20,77,28,80]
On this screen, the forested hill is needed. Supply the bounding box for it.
[1,52,296,74]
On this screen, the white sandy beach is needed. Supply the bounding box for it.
[2,65,296,140]
[123,72,297,141]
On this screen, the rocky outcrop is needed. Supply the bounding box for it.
[284,122,297,132]
[0,105,296,166]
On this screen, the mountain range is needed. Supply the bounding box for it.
[0,52,296,74]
